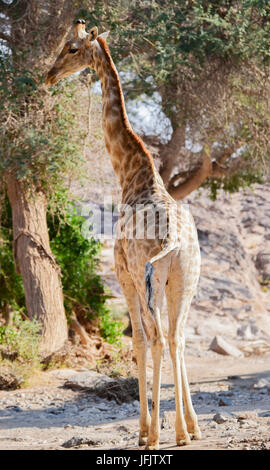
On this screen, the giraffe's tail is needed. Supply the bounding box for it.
[144,241,181,315]
[145,261,155,315]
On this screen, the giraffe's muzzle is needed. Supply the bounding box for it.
[45,70,59,86]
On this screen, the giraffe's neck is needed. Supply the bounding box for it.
[94,37,156,198]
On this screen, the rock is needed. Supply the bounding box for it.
[213,412,234,424]
[239,420,257,428]
[132,400,140,411]
[235,411,258,421]
[252,378,270,390]
[96,404,111,411]
[258,411,270,417]
[218,397,232,407]
[64,370,114,391]
[255,252,270,284]
[46,407,65,415]
[61,435,105,448]
[209,336,244,358]
[210,422,218,429]
[6,405,23,412]
[116,425,129,432]
[237,324,254,340]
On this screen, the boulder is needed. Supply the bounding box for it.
[209,335,244,358]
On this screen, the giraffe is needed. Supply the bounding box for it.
[46,20,201,450]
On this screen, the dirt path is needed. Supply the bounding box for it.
[1,349,270,451]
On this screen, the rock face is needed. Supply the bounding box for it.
[184,183,270,353]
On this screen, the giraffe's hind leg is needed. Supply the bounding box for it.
[145,305,165,450]
[166,262,201,445]
[115,254,151,445]
[139,262,167,450]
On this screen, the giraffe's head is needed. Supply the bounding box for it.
[45,20,108,85]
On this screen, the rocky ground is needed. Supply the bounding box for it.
[0,183,270,451]
[0,354,270,451]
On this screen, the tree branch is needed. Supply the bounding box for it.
[0,31,12,43]
[167,152,212,200]
[159,127,186,187]
[70,312,93,348]
[166,147,235,200]
[0,0,10,14]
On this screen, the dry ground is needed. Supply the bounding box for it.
[1,345,270,451]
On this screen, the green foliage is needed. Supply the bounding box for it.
[99,310,123,346]
[208,169,264,201]
[0,50,84,201]
[0,312,41,364]
[83,1,270,88]
[81,1,270,193]
[48,199,104,317]
[48,194,123,345]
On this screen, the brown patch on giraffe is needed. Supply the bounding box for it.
[105,122,114,140]
[104,137,111,154]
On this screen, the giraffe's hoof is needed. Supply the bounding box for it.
[145,442,159,450]
[189,429,202,440]
[138,435,148,446]
[176,435,191,446]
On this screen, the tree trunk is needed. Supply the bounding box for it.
[6,173,68,357]
[159,127,186,188]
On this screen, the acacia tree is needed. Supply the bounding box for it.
[82,0,270,199]
[0,0,92,356]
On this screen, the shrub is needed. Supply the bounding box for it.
[0,312,41,364]
[48,194,123,345]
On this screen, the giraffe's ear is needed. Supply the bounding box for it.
[88,26,98,41]
[98,31,110,40]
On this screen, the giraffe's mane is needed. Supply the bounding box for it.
[97,36,155,170]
